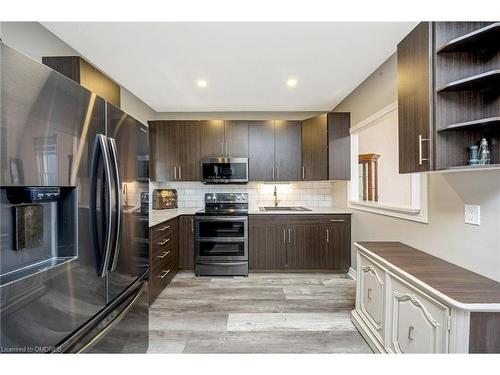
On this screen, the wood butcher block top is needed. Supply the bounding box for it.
[356,241,500,305]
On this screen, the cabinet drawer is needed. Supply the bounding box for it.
[151,234,177,258]
[151,246,177,271]
[150,263,176,303]
[358,253,386,344]
[151,218,177,242]
[389,275,450,353]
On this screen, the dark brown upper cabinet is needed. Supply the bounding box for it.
[302,114,328,180]
[200,120,225,158]
[249,120,302,181]
[224,120,249,157]
[274,121,302,181]
[397,22,433,173]
[42,56,121,107]
[148,121,201,181]
[328,112,351,180]
[249,120,275,181]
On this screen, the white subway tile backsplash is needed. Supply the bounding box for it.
[149,181,335,208]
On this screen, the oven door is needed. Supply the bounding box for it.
[201,158,248,184]
[195,216,248,261]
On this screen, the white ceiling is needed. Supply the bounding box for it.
[42,22,416,112]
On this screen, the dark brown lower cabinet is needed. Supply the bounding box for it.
[149,218,179,305]
[249,215,351,271]
[249,216,287,270]
[178,215,195,270]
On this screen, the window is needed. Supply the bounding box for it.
[348,102,428,223]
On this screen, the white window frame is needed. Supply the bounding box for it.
[348,101,429,223]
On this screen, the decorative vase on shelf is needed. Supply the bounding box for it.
[478,138,491,165]
[469,145,479,166]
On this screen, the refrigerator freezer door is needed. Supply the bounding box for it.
[0,43,107,352]
[105,103,149,301]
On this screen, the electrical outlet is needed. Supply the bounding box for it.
[464,205,480,225]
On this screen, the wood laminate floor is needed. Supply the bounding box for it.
[148,272,372,353]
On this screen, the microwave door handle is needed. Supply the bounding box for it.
[90,135,114,277]
[107,137,122,272]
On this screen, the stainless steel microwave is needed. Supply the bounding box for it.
[201,157,248,184]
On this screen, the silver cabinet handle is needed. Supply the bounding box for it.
[191,218,194,233]
[275,166,278,179]
[225,142,228,156]
[157,251,170,259]
[302,166,305,180]
[158,269,171,279]
[221,142,224,155]
[408,325,415,341]
[174,166,177,180]
[158,225,170,231]
[158,238,171,246]
[418,135,430,165]
[283,229,286,244]
[288,228,291,243]
[367,288,372,300]
[330,219,345,222]
[272,167,275,180]
[326,229,329,243]
[178,165,182,180]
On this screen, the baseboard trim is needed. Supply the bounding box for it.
[347,267,357,280]
[350,310,385,354]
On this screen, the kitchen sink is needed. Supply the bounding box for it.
[259,206,312,212]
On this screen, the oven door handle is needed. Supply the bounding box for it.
[195,237,247,242]
[196,262,248,266]
[195,217,248,222]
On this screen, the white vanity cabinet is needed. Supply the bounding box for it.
[357,253,386,344]
[351,242,500,354]
[388,276,450,353]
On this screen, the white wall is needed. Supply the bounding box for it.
[153,111,324,121]
[334,53,500,282]
[0,22,154,125]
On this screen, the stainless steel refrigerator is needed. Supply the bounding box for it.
[0,42,149,353]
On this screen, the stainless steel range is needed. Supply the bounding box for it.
[195,193,248,276]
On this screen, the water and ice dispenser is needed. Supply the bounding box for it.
[0,186,77,286]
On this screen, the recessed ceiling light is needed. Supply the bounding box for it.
[286,78,297,88]
[197,79,208,88]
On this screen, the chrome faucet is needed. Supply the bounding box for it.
[274,185,281,207]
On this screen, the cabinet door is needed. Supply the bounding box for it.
[302,114,328,180]
[359,254,385,343]
[287,224,327,269]
[390,276,449,353]
[326,218,351,271]
[248,120,275,181]
[249,216,287,270]
[397,22,433,173]
[149,121,178,182]
[328,112,351,180]
[178,215,195,270]
[224,120,249,157]
[177,121,201,181]
[200,120,225,158]
[274,120,302,181]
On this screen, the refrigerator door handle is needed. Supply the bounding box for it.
[73,282,145,353]
[107,137,122,272]
[90,134,114,278]
[52,271,148,353]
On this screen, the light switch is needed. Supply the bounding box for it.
[464,205,480,226]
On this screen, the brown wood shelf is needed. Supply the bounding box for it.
[437,22,500,53]
[437,164,500,171]
[436,70,500,92]
[436,116,500,132]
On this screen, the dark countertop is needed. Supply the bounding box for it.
[356,241,500,305]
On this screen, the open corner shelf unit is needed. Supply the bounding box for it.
[433,22,500,170]
[436,22,500,54]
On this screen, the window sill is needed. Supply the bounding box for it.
[348,200,428,223]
